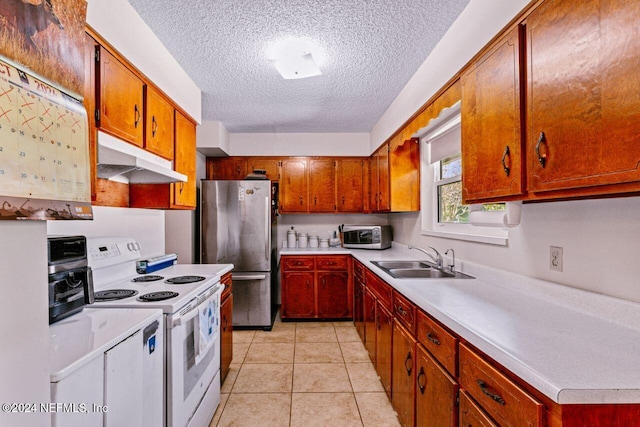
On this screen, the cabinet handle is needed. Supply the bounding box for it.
[404,351,413,376]
[179,182,184,194]
[477,380,506,405]
[342,196,345,205]
[417,366,426,394]
[314,196,317,205]
[501,145,510,177]
[222,315,228,331]
[535,132,547,168]
[152,115,158,137]
[134,104,140,128]
[426,332,441,346]
[299,196,303,205]
[395,304,407,316]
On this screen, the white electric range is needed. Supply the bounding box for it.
[86,237,234,427]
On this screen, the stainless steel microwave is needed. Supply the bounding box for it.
[342,225,392,250]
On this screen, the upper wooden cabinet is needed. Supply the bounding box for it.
[172,111,197,208]
[370,143,390,212]
[144,86,175,160]
[337,158,366,213]
[525,0,640,196]
[247,158,281,181]
[208,158,247,180]
[390,138,420,211]
[280,159,309,213]
[309,159,336,213]
[97,46,144,147]
[461,26,525,203]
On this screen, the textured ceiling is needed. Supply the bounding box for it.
[127,0,470,133]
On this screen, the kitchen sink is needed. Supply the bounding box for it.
[371,260,434,270]
[371,260,474,280]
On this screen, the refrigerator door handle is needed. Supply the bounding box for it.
[232,274,268,281]
[264,196,269,261]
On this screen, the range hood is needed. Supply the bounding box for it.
[96,131,187,184]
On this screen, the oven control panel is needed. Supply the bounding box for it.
[86,237,142,269]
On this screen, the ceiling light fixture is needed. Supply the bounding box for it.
[266,38,323,80]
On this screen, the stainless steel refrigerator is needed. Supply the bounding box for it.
[200,180,277,330]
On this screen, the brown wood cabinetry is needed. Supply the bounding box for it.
[353,260,365,342]
[416,310,458,377]
[390,138,420,211]
[337,159,366,212]
[309,159,336,213]
[370,143,391,212]
[97,46,144,147]
[247,158,280,180]
[416,344,458,427]
[461,26,525,203]
[144,85,174,160]
[459,342,543,427]
[376,301,393,397]
[280,159,309,213]
[207,158,247,180]
[280,255,352,320]
[363,288,377,363]
[392,320,417,427]
[220,273,233,382]
[525,0,640,197]
[459,390,498,427]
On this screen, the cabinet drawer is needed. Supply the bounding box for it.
[316,256,348,271]
[459,343,543,427]
[416,310,457,376]
[221,272,232,301]
[459,390,498,427]
[353,260,365,282]
[392,291,416,334]
[365,270,392,309]
[282,256,315,271]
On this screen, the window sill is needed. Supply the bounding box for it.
[421,229,508,246]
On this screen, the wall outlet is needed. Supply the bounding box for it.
[550,246,563,272]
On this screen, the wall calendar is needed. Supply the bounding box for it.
[0,56,92,220]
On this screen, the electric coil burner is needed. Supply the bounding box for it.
[139,291,179,302]
[94,289,139,301]
[165,275,206,284]
[132,275,164,283]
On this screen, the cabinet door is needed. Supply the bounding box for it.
[281,272,315,318]
[462,26,524,202]
[104,331,143,427]
[280,159,308,213]
[309,159,336,213]
[145,86,174,160]
[354,279,365,341]
[247,158,280,181]
[317,271,350,318]
[526,0,640,193]
[392,321,416,427]
[220,294,233,382]
[390,138,420,211]
[416,345,458,427]
[98,46,144,147]
[376,302,393,398]
[364,289,377,363]
[459,390,498,427]
[208,158,247,180]
[377,144,391,211]
[337,159,365,212]
[173,111,196,208]
[84,33,98,202]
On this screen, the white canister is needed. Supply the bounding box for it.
[309,235,319,248]
[298,232,308,248]
[287,230,297,248]
[319,238,329,248]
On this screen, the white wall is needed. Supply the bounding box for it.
[197,121,231,156]
[376,0,640,303]
[48,206,165,257]
[0,222,51,427]
[230,133,370,157]
[86,0,201,123]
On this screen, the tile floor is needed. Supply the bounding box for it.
[209,319,401,427]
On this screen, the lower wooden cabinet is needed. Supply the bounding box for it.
[280,255,352,320]
[353,261,365,341]
[459,390,498,427]
[392,320,417,427]
[363,288,377,363]
[376,302,393,397]
[220,273,233,382]
[416,344,458,427]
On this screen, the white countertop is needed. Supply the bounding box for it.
[279,245,640,404]
[49,308,163,382]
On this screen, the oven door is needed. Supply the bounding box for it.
[166,286,222,427]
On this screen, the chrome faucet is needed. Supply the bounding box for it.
[408,246,443,269]
[444,248,455,273]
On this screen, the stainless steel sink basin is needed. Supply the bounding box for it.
[371,260,434,270]
[371,260,474,280]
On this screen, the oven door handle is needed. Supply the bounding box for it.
[172,306,199,327]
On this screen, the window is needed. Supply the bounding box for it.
[417,102,509,245]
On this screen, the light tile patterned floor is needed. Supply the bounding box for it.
[209,320,401,427]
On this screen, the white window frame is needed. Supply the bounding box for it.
[416,102,508,246]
